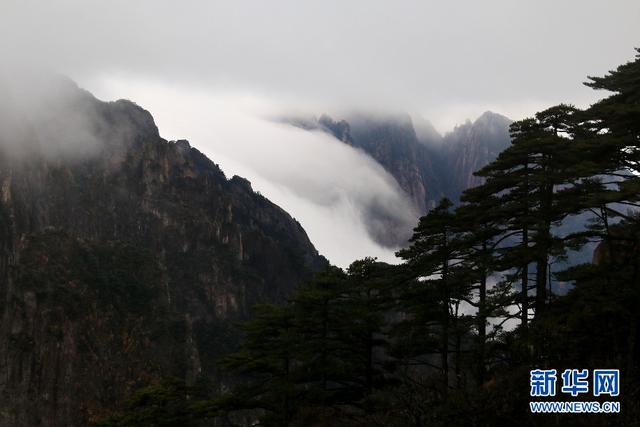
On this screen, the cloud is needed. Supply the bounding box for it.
[92,77,414,266]
[1,0,639,265]
[0,68,109,160]
[1,1,639,130]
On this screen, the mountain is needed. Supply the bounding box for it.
[441,111,512,200]
[412,113,444,147]
[287,111,512,246]
[339,112,445,214]
[0,78,326,426]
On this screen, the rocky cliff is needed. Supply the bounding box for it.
[441,111,512,200]
[343,111,512,208]
[288,111,512,246]
[0,78,326,426]
[337,113,444,214]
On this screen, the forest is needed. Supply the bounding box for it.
[102,49,640,427]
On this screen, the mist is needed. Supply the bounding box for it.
[2,1,639,131]
[1,0,639,265]
[0,69,106,160]
[90,77,415,266]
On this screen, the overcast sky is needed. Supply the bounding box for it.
[3,0,639,130]
[2,0,639,266]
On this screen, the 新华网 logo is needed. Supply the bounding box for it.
[529,368,620,414]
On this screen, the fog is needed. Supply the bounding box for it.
[2,1,639,131]
[0,69,106,160]
[90,77,416,266]
[1,1,639,265]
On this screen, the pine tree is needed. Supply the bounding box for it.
[218,264,395,424]
[290,266,350,411]
[462,124,537,331]
[292,260,394,420]
[396,198,473,397]
[586,48,640,142]
[454,201,514,386]
[217,303,300,426]
[343,258,392,396]
[574,47,640,374]
[463,105,585,324]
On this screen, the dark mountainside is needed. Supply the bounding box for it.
[441,111,513,196]
[0,79,326,426]
[319,111,512,208]
[287,111,512,246]
[335,113,444,214]
[164,50,640,427]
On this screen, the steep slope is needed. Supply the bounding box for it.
[441,111,512,200]
[0,78,326,426]
[342,113,445,213]
[298,111,511,211]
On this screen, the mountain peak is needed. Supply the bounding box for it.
[474,110,511,126]
[412,114,443,146]
[0,78,327,425]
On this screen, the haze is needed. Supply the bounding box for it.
[1,0,639,266]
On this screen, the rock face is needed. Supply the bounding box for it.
[440,111,512,201]
[0,79,326,426]
[342,111,512,208]
[338,113,444,214]
[289,111,512,245]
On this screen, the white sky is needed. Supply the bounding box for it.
[2,0,639,265]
